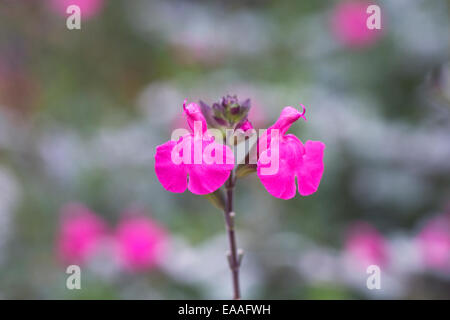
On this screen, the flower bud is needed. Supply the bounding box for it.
[200,95,252,130]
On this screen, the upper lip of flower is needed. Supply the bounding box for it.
[183,99,201,118]
[281,105,306,123]
[272,105,306,136]
[183,99,207,134]
[283,106,302,122]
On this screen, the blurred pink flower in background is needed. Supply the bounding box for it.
[417,214,450,271]
[330,1,382,48]
[345,222,388,268]
[57,204,170,272]
[49,0,105,19]
[57,203,107,265]
[116,214,168,272]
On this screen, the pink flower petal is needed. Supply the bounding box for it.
[297,140,326,196]
[187,138,234,194]
[154,140,187,193]
[155,135,234,195]
[257,136,303,200]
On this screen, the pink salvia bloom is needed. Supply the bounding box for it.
[417,214,450,271]
[57,203,107,265]
[345,222,388,268]
[49,0,105,19]
[155,100,235,195]
[257,105,325,199]
[116,216,168,271]
[330,1,382,49]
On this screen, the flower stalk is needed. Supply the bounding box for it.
[223,170,242,300]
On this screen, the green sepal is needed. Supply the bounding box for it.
[203,188,226,210]
[235,164,257,178]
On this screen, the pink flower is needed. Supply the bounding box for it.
[256,106,325,199]
[116,215,168,271]
[49,0,105,19]
[417,214,450,271]
[345,222,388,268]
[154,100,235,195]
[330,1,382,48]
[57,203,107,265]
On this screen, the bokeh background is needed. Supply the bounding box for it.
[0,0,449,299]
